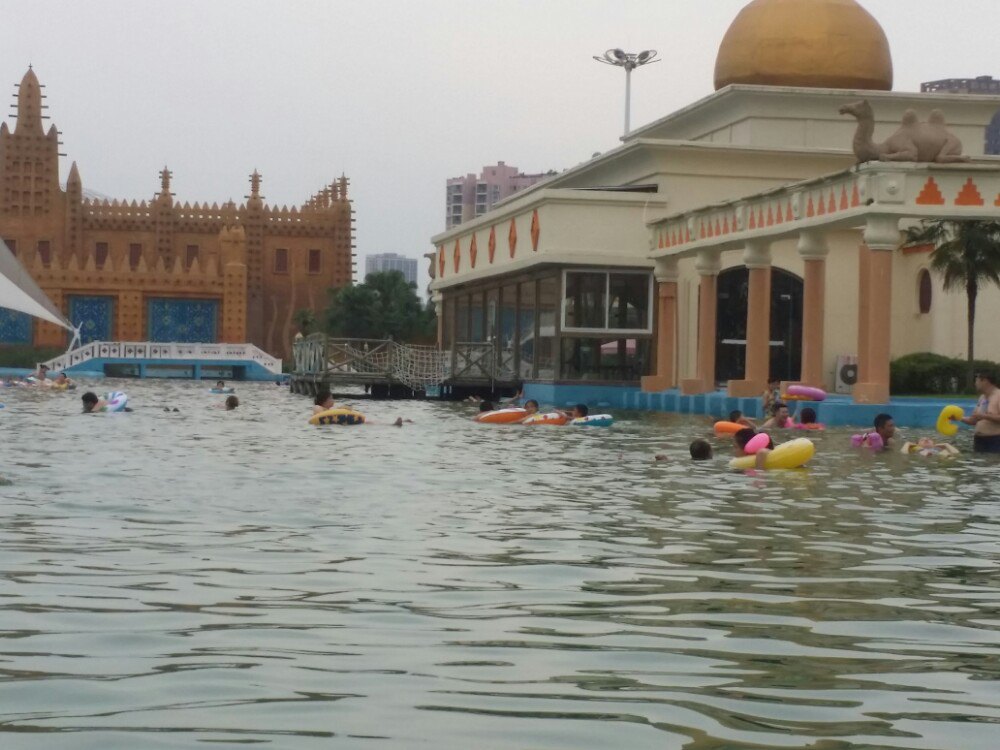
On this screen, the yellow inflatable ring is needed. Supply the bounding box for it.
[936,405,964,437]
[309,408,366,426]
[729,437,815,471]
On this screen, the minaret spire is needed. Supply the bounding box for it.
[14,67,44,136]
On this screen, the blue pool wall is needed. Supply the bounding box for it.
[523,383,979,430]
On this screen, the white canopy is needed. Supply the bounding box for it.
[0,240,71,329]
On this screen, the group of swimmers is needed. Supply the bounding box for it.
[3,364,75,389]
[474,395,589,423]
[79,379,240,413]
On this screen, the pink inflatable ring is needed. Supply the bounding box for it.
[744,432,771,455]
[785,385,827,402]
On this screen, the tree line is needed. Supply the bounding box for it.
[293,270,436,343]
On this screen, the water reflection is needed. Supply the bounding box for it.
[0,380,998,749]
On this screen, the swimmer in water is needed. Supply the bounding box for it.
[313,390,335,415]
[216,380,227,389]
[519,399,540,424]
[734,428,773,470]
[225,395,239,410]
[729,409,756,428]
[901,437,959,456]
[557,403,589,420]
[761,401,793,429]
[656,438,713,462]
[81,391,107,413]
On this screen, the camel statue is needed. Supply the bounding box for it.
[839,100,969,164]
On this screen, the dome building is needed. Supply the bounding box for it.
[714,0,893,91]
[428,0,1000,425]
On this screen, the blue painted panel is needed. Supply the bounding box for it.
[147,298,219,343]
[0,308,32,343]
[69,295,114,344]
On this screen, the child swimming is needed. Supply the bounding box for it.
[557,403,589,420]
[81,392,107,413]
[733,428,773,470]
[729,409,756,428]
[901,437,959,457]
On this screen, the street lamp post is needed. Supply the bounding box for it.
[593,48,659,137]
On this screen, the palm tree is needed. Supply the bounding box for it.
[904,219,1000,388]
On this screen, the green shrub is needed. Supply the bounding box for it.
[0,345,63,369]
[890,352,999,395]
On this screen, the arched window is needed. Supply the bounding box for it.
[918,269,932,314]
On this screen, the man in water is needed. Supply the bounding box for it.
[313,390,335,415]
[761,402,792,429]
[33,364,50,381]
[963,371,1000,453]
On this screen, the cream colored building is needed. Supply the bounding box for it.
[429,0,1000,403]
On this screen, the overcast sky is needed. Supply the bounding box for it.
[3,1,998,287]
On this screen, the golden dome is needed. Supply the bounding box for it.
[714,0,893,91]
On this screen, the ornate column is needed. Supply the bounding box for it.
[728,240,771,397]
[681,248,720,395]
[432,291,444,349]
[798,230,829,387]
[641,256,679,392]
[856,242,871,386]
[854,216,899,404]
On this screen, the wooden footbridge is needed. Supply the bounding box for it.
[289,334,517,397]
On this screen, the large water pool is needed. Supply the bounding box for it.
[1,380,998,749]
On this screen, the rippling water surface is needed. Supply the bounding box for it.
[1,380,999,749]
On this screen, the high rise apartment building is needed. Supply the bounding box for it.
[365,252,418,285]
[446,162,553,229]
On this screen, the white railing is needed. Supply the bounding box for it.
[41,341,282,374]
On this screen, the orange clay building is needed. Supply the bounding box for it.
[0,68,355,358]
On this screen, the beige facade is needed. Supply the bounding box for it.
[430,82,1000,393]
[429,0,1000,397]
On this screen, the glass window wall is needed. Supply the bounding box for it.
[442,267,651,383]
[562,270,651,333]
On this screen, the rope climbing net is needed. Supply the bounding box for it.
[390,343,451,390]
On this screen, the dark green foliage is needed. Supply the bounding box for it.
[903,220,1000,388]
[890,352,999,395]
[324,271,435,343]
[0,345,63,369]
[292,308,317,336]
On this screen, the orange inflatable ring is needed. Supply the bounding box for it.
[713,421,744,436]
[522,412,569,426]
[475,407,528,424]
